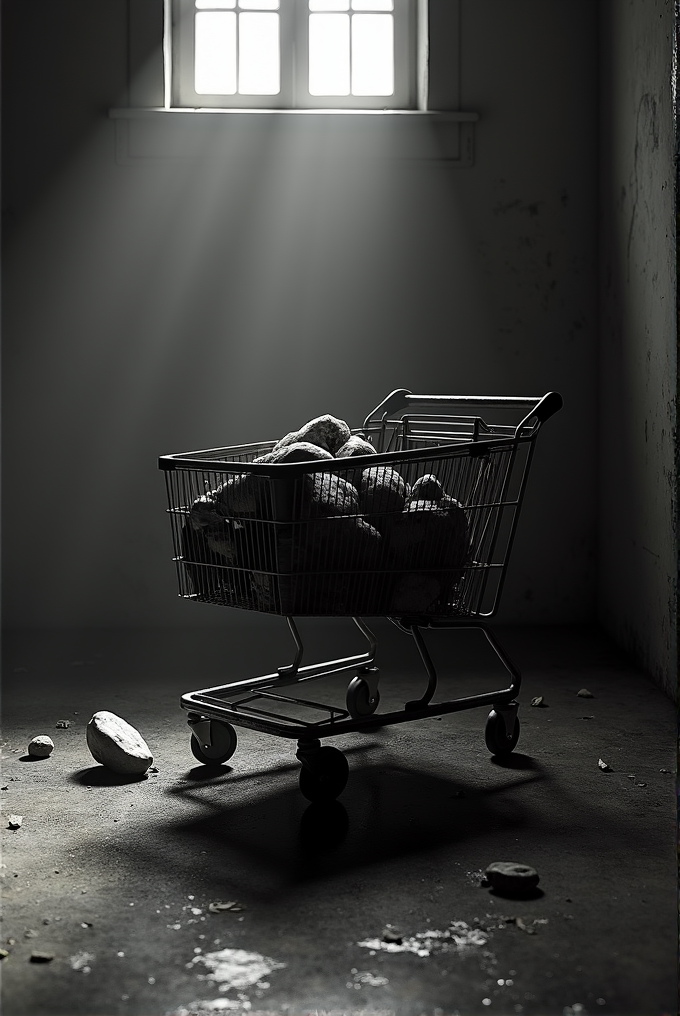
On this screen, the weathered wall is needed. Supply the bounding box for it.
[2,0,599,630]
[599,0,678,699]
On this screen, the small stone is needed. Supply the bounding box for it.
[485,861,540,896]
[28,736,55,758]
[208,901,245,913]
[659,769,671,774]
[577,689,594,698]
[635,782,647,788]
[598,759,612,771]
[24,930,38,939]
[30,951,54,963]
[55,720,71,729]
[382,925,404,944]
[530,696,547,707]
[7,815,23,830]
[0,949,8,959]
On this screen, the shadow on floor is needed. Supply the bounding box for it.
[67,754,549,904]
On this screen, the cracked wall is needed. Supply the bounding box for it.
[599,0,678,699]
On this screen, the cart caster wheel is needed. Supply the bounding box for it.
[346,675,380,719]
[299,746,349,803]
[190,720,237,766]
[485,710,520,756]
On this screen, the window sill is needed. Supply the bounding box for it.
[110,107,478,119]
[108,107,479,165]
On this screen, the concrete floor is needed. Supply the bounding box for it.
[1,617,676,1016]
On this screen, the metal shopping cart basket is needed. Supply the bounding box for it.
[159,389,563,801]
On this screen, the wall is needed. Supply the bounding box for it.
[2,0,599,630]
[599,0,678,700]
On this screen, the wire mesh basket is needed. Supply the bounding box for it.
[160,390,563,622]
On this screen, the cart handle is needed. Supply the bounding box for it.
[362,390,563,436]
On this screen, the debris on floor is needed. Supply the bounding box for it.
[382,925,404,944]
[348,968,390,988]
[359,920,489,958]
[501,916,536,934]
[28,736,54,758]
[7,815,23,830]
[466,869,491,888]
[484,861,540,895]
[55,720,71,729]
[187,946,285,993]
[170,995,252,1014]
[530,696,547,707]
[577,688,594,698]
[598,759,612,771]
[208,901,245,914]
[69,951,95,973]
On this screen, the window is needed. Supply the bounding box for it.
[171,0,416,109]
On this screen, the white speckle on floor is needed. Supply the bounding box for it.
[346,969,389,988]
[69,951,95,973]
[359,920,489,958]
[187,947,285,992]
[169,993,252,1014]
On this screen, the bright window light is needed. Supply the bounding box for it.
[351,13,393,94]
[195,1,236,8]
[239,12,280,93]
[240,0,280,8]
[308,13,350,95]
[309,1,350,10]
[195,11,237,94]
[352,0,393,9]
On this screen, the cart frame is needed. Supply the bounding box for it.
[159,390,562,798]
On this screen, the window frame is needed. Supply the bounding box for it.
[170,0,417,110]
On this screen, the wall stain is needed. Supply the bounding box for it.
[492,199,543,217]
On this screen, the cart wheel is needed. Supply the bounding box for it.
[190,720,238,766]
[346,675,380,719]
[485,710,520,756]
[299,746,349,803]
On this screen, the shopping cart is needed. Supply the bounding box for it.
[159,389,563,801]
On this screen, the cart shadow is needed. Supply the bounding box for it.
[148,757,548,895]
